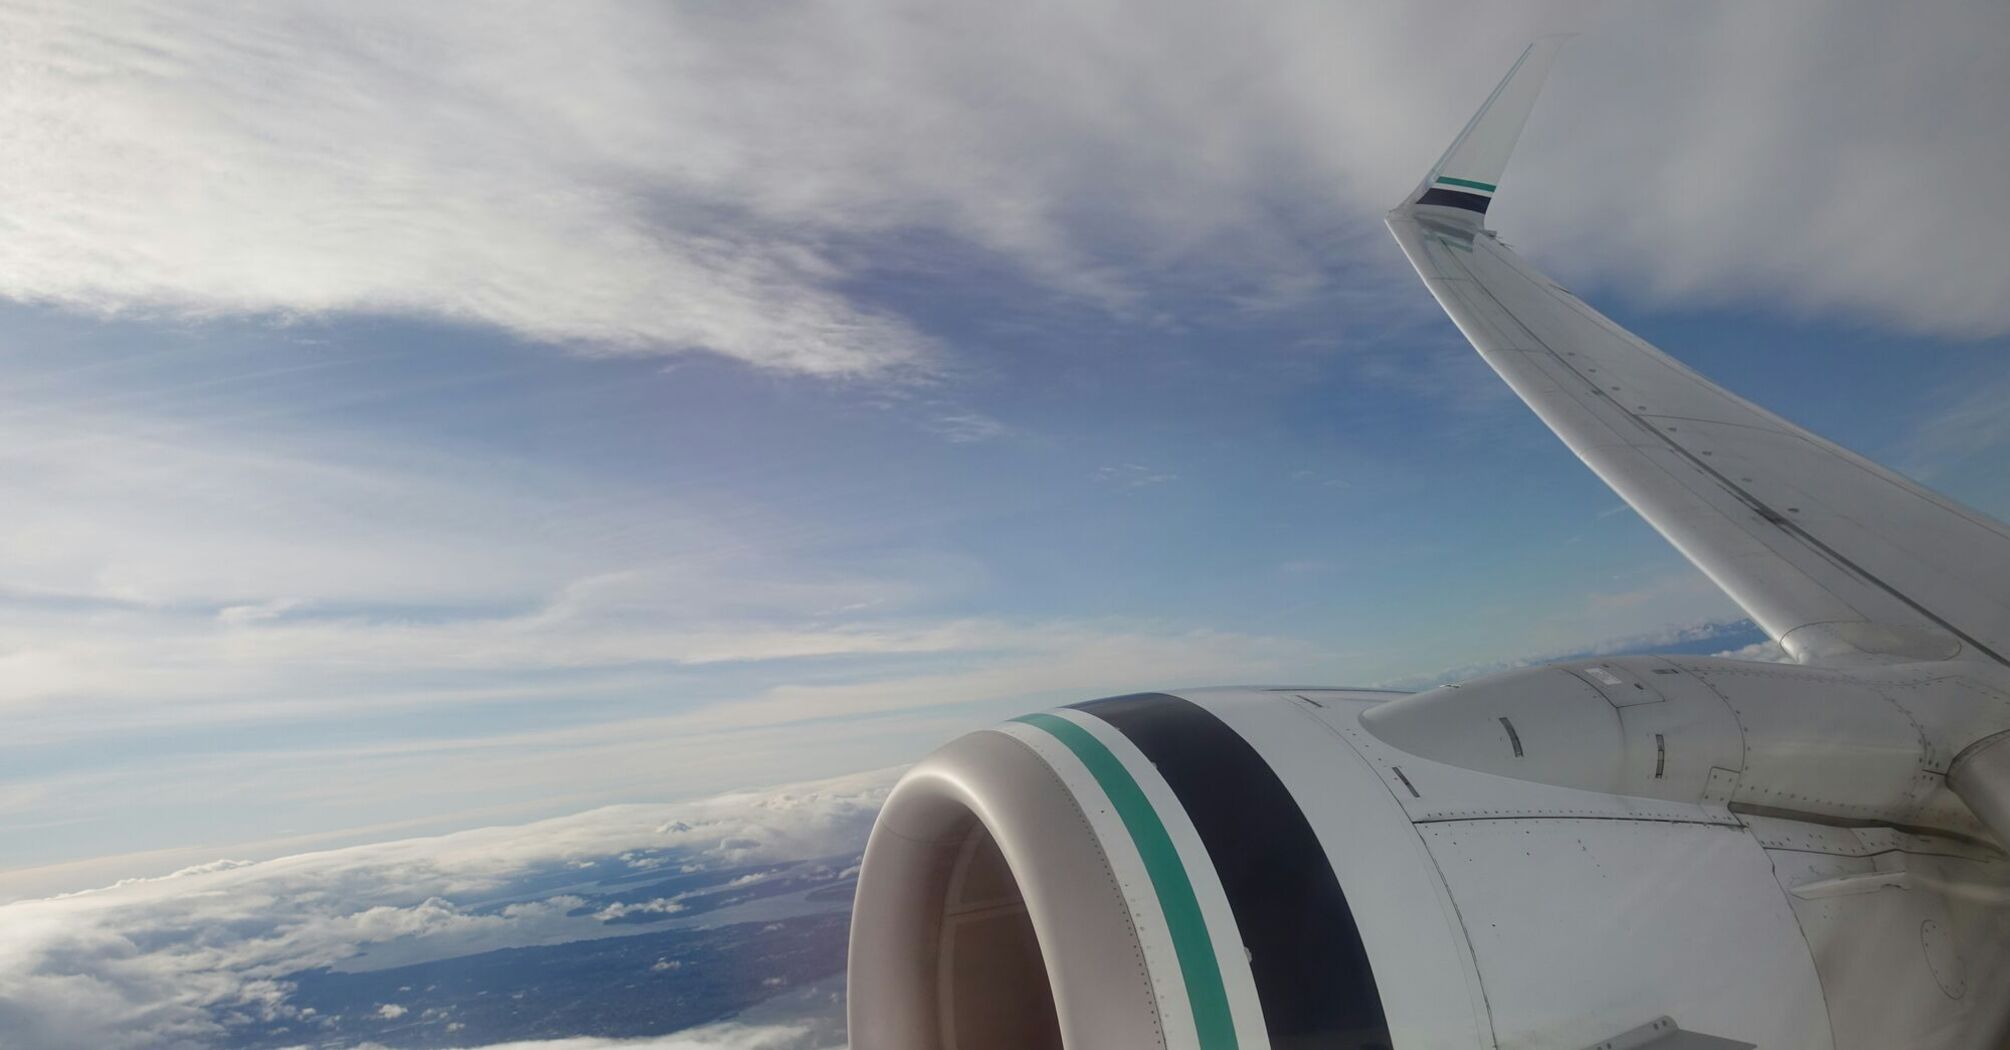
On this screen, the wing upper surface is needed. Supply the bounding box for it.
[1388,47,2010,667]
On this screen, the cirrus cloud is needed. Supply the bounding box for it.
[6,1,2009,383]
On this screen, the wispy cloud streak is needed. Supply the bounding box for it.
[7,2,2008,379]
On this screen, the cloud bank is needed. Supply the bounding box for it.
[439,1030,825,1050]
[0,771,888,1050]
[5,2,2008,379]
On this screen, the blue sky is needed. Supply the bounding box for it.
[4,1,2010,898]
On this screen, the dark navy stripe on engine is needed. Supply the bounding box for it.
[1071,693,1390,1050]
[1416,186,1492,214]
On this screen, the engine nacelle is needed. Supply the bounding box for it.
[1359,655,2000,836]
[849,690,1407,1050]
[849,663,2010,1050]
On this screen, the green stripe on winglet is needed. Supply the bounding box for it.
[1435,175,1497,192]
[1012,713,1238,1050]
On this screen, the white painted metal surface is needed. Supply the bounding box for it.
[849,730,1166,1050]
[1195,689,1497,1050]
[1004,711,1274,1050]
[1359,656,1998,835]
[1950,730,2010,845]
[1205,688,1829,1049]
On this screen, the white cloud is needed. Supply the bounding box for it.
[1092,463,1178,489]
[0,370,1766,892]
[444,1025,823,1050]
[596,898,686,921]
[0,771,887,1050]
[1,4,928,377]
[215,599,307,626]
[1514,2,2010,339]
[4,2,2006,383]
[0,393,1347,869]
[1714,639,1793,664]
[1390,616,1765,690]
[0,385,1352,888]
[1902,370,2010,476]
[0,395,1000,730]
[1583,572,1732,617]
[925,412,1011,444]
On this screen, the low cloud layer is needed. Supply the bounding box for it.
[442,1031,826,1050]
[5,3,2008,377]
[1386,616,1769,691]
[0,771,889,1050]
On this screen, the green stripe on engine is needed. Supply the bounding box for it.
[1434,175,1497,192]
[1012,712,1238,1050]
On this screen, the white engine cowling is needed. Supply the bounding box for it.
[848,659,2010,1050]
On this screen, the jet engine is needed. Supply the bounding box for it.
[848,657,2010,1050]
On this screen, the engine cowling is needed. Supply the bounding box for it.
[848,690,1417,1050]
[848,663,2010,1050]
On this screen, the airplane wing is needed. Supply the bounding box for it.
[1387,40,2010,669]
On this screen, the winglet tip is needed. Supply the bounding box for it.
[1401,37,1569,221]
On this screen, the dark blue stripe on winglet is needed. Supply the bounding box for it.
[1417,187,1492,214]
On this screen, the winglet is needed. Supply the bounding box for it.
[1402,36,1570,222]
